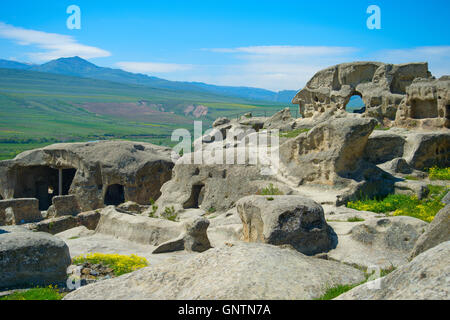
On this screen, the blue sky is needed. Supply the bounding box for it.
[0,0,449,91]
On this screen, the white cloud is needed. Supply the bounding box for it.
[0,22,111,62]
[116,61,193,74]
[208,45,357,56]
[374,46,450,78]
[200,45,358,91]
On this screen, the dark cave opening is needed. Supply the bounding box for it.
[183,184,205,209]
[104,184,125,206]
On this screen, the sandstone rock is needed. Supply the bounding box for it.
[336,241,450,300]
[47,195,81,217]
[55,225,95,240]
[32,215,79,235]
[292,62,431,122]
[263,108,296,131]
[236,195,335,255]
[409,205,450,259]
[117,201,149,214]
[395,76,450,129]
[0,198,41,226]
[64,242,365,300]
[77,210,101,230]
[405,132,450,170]
[327,216,427,269]
[0,140,174,212]
[0,226,71,289]
[95,206,181,246]
[364,132,406,164]
[393,180,429,199]
[153,217,211,254]
[212,117,230,127]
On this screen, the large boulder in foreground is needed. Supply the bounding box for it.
[236,195,335,255]
[64,242,365,300]
[409,205,450,259]
[0,226,71,289]
[336,241,450,300]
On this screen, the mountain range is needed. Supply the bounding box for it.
[0,57,297,103]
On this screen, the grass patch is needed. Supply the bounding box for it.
[256,183,283,196]
[404,175,420,181]
[162,206,178,221]
[347,216,365,222]
[428,166,450,180]
[0,286,62,300]
[72,253,149,276]
[374,125,390,131]
[347,185,448,222]
[315,283,362,300]
[279,128,310,138]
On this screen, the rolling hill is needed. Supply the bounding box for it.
[0,57,298,103]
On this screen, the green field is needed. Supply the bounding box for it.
[0,68,290,160]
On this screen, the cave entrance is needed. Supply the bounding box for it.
[345,94,365,114]
[104,184,125,206]
[13,166,77,210]
[183,184,205,209]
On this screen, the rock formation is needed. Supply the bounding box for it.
[292,62,450,129]
[0,140,174,212]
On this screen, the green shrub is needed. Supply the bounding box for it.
[347,216,365,222]
[0,286,62,300]
[266,197,274,201]
[279,128,310,138]
[257,183,283,196]
[347,185,448,222]
[72,253,149,276]
[207,207,216,214]
[428,166,450,180]
[315,283,362,300]
[148,198,158,218]
[162,206,178,221]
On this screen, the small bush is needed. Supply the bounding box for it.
[162,206,178,221]
[428,166,450,180]
[257,183,283,196]
[279,128,310,138]
[207,207,216,214]
[72,253,149,276]
[347,216,365,222]
[0,285,62,300]
[148,198,158,218]
[266,197,274,201]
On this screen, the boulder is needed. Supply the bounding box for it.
[0,226,71,289]
[364,132,406,164]
[32,215,79,235]
[212,117,230,127]
[0,140,174,212]
[47,195,81,217]
[95,206,181,246]
[64,242,365,300]
[263,108,296,131]
[405,132,450,170]
[0,198,42,226]
[336,241,450,300]
[117,201,149,214]
[327,216,428,269]
[55,225,95,240]
[409,205,450,259]
[236,195,335,255]
[153,217,211,254]
[77,210,101,230]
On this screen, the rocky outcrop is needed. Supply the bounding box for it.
[263,108,296,131]
[236,195,335,255]
[409,205,450,259]
[292,62,431,122]
[0,140,174,212]
[0,198,42,226]
[94,207,181,246]
[327,216,427,269]
[153,217,211,254]
[47,195,81,217]
[395,76,450,129]
[64,242,365,300]
[336,241,449,300]
[0,226,71,289]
